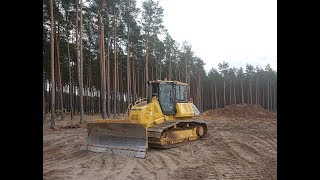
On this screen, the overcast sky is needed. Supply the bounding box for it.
[137,0,277,73]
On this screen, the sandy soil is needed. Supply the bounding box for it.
[43,105,277,180]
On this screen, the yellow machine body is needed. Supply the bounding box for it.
[82,80,206,158]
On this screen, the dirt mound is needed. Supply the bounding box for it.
[202,103,276,119]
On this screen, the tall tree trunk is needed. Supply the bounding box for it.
[267,77,270,110]
[74,86,77,114]
[127,24,131,108]
[99,13,106,119]
[85,2,93,115]
[55,21,64,121]
[43,75,46,122]
[256,77,259,105]
[50,0,55,128]
[55,56,59,110]
[270,79,272,111]
[113,9,118,117]
[66,10,73,120]
[233,79,236,104]
[132,57,136,103]
[99,20,102,115]
[273,82,277,110]
[214,80,218,108]
[201,85,204,111]
[274,85,276,110]
[155,54,158,80]
[87,19,93,114]
[178,66,181,82]
[79,0,84,123]
[247,87,250,104]
[75,0,80,113]
[91,87,94,113]
[185,57,188,84]
[159,58,161,80]
[198,73,201,110]
[151,65,154,80]
[142,67,144,98]
[168,50,172,80]
[229,82,232,105]
[249,81,252,104]
[145,34,149,97]
[46,80,49,113]
[223,80,226,107]
[106,18,111,117]
[262,84,265,109]
[137,69,140,98]
[175,64,178,81]
[85,52,91,115]
[119,66,123,113]
[241,78,244,103]
[116,15,119,116]
[211,81,214,108]
[96,87,101,113]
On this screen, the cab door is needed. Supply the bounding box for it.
[159,83,175,115]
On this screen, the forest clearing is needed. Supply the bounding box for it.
[43,104,277,180]
[43,0,277,179]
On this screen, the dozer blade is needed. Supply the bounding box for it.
[81,122,147,158]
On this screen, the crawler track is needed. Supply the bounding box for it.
[148,120,208,148]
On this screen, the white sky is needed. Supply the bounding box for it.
[137,0,277,72]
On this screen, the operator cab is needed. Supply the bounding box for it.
[148,80,189,115]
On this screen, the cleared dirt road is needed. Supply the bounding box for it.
[43,112,276,180]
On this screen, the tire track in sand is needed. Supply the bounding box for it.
[113,158,136,180]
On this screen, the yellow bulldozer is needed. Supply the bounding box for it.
[81,80,207,158]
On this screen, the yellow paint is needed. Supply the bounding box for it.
[166,128,198,140]
[164,114,175,121]
[129,96,166,128]
[175,103,194,117]
[128,95,196,128]
[159,127,199,145]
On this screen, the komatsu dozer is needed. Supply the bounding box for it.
[81,80,207,158]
